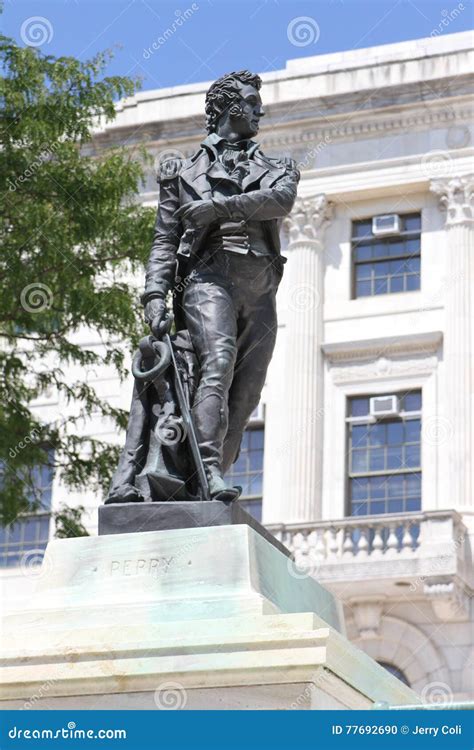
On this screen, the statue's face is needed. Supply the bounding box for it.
[228,83,265,138]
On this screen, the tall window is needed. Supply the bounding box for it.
[0,459,54,568]
[225,405,264,521]
[352,213,421,298]
[347,391,421,516]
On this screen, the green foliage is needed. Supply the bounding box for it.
[53,503,90,539]
[0,36,155,525]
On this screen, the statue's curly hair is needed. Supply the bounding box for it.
[205,70,262,134]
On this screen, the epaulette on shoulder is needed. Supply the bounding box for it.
[157,157,183,182]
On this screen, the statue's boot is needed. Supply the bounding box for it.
[105,482,144,504]
[207,466,241,502]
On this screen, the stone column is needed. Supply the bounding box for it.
[430,176,474,510]
[278,196,332,523]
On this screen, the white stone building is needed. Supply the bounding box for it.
[2,31,473,703]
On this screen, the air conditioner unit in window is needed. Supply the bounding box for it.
[369,395,400,419]
[372,214,401,236]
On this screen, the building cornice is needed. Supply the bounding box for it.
[322,331,443,364]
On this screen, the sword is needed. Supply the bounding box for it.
[152,314,211,503]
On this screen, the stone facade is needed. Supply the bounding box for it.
[2,31,473,704]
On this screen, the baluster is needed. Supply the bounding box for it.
[328,527,340,560]
[314,529,326,561]
[371,524,384,557]
[342,529,354,558]
[401,521,414,555]
[385,523,399,556]
[296,530,309,568]
[358,527,369,558]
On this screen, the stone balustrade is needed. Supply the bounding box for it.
[267,510,468,571]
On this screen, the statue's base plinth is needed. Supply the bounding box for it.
[0,525,419,710]
[98,499,289,556]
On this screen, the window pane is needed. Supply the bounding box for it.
[23,519,39,543]
[352,500,369,516]
[353,220,372,238]
[369,424,385,446]
[249,450,262,471]
[387,446,403,470]
[352,450,368,473]
[404,392,422,412]
[240,500,262,522]
[370,476,386,499]
[233,452,246,472]
[373,244,388,259]
[374,278,388,295]
[406,237,420,253]
[351,398,369,417]
[249,473,262,496]
[404,214,421,231]
[374,261,389,276]
[405,419,421,442]
[9,524,22,543]
[388,499,403,513]
[371,501,386,514]
[406,274,420,291]
[390,276,404,293]
[387,475,404,498]
[351,424,368,447]
[355,264,371,280]
[389,259,404,274]
[406,498,421,511]
[225,427,264,503]
[406,474,421,495]
[387,422,403,444]
[250,430,264,450]
[355,245,372,261]
[388,241,403,257]
[356,280,371,297]
[351,478,368,500]
[405,444,421,468]
[406,257,420,274]
[369,448,385,471]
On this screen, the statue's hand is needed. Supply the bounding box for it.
[176,200,217,228]
[144,298,167,337]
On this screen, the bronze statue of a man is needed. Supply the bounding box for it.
[107,70,299,504]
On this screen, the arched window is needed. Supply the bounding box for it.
[378,661,410,686]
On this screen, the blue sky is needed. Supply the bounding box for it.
[2,0,473,91]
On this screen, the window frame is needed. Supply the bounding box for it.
[0,451,54,568]
[345,390,422,517]
[351,212,422,300]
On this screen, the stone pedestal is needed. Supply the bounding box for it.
[0,525,418,710]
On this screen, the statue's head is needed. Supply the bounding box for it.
[205,70,264,139]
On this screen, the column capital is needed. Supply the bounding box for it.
[284,195,333,246]
[430,175,474,227]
